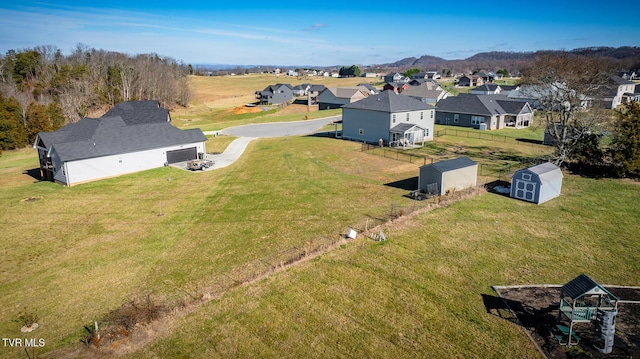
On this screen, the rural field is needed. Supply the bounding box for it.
[0,74,639,358]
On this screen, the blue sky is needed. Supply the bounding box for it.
[1,1,638,67]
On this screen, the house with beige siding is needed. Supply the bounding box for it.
[317,86,372,110]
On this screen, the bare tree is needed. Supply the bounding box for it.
[520,52,615,166]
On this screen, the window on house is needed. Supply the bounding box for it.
[406,113,410,121]
[471,116,485,125]
[454,114,459,123]
[425,128,429,137]
[430,111,434,118]
[420,112,424,119]
[392,114,396,123]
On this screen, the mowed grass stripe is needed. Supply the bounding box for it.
[127,174,638,359]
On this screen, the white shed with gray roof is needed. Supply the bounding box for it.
[510,162,563,204]
[418,156,478,196]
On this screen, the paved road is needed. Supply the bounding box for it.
[218,116,339,138]
[200,116,340,170]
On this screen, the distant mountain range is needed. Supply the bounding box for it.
[381,47,640,74]
[195,46,640,74]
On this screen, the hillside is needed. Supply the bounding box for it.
[365,46,640,75]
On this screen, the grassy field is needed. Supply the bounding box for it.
[0,74,638,358]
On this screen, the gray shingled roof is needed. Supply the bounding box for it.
[390,123,425,133]
[38,101,206,162]
[102,100,170,125]
[436,94,529,116]
[341,90,435,112]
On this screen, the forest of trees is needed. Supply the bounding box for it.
[0,44,191,151]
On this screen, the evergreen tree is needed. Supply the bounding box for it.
[26,102,51,143]
[0,94,28,150]
[610,102,640,177]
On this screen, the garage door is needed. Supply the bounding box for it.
[166,147,197,163]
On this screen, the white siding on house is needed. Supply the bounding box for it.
[57,142,205,186]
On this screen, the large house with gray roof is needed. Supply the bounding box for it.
[317,86,373,110]
[255,83,294,105]
[33,100,207,186]
[341,90,435,146]
[435,94,533,130]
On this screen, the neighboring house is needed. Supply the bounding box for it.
[401,82,449,104]
[383,72,408,83]
[410,72,430,80]
[340,90,435,146]
[510,162,563,204]
[618,70,638,81]
[602,75,636,109]
[383,82,409,93]
[33,100,207,186]
[357,83,380,95]
[408,78,441,87]
[308,84,327,105]
[292,83,312,96]
[477,71,496,83]
[434,94,533,130]
[497,84,520,96]
[458,74,483,87]
[255,83,294,105]
[425,71,441,79]
[317,86,371,110]
[418,156,478,196]
[470,84,502,95]
[361,72,379,78]
[634,84,640,103]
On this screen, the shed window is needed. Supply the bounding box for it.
[522,173,532,181]
[359,128,364,135]
[454,114,459,123]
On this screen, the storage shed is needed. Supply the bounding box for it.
[510,162,563,204]
[418,156,478,196]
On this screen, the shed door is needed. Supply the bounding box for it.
[514,179,536,202]
[166,147,197,163]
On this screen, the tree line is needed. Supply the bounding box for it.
[521,52,640,178]
[0,44,191,152]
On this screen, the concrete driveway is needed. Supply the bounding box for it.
[201,116,339,170]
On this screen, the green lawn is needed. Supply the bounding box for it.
[126,168,640,359]
[1,78,638,358]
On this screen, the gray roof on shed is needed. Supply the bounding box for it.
[341,90,435,112]
[423,156,477,173]
[523,162,563,184]
[37,101,206,162]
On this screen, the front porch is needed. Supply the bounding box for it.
[389,123,427,149]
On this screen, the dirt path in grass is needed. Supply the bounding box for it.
[49,188,487,359]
